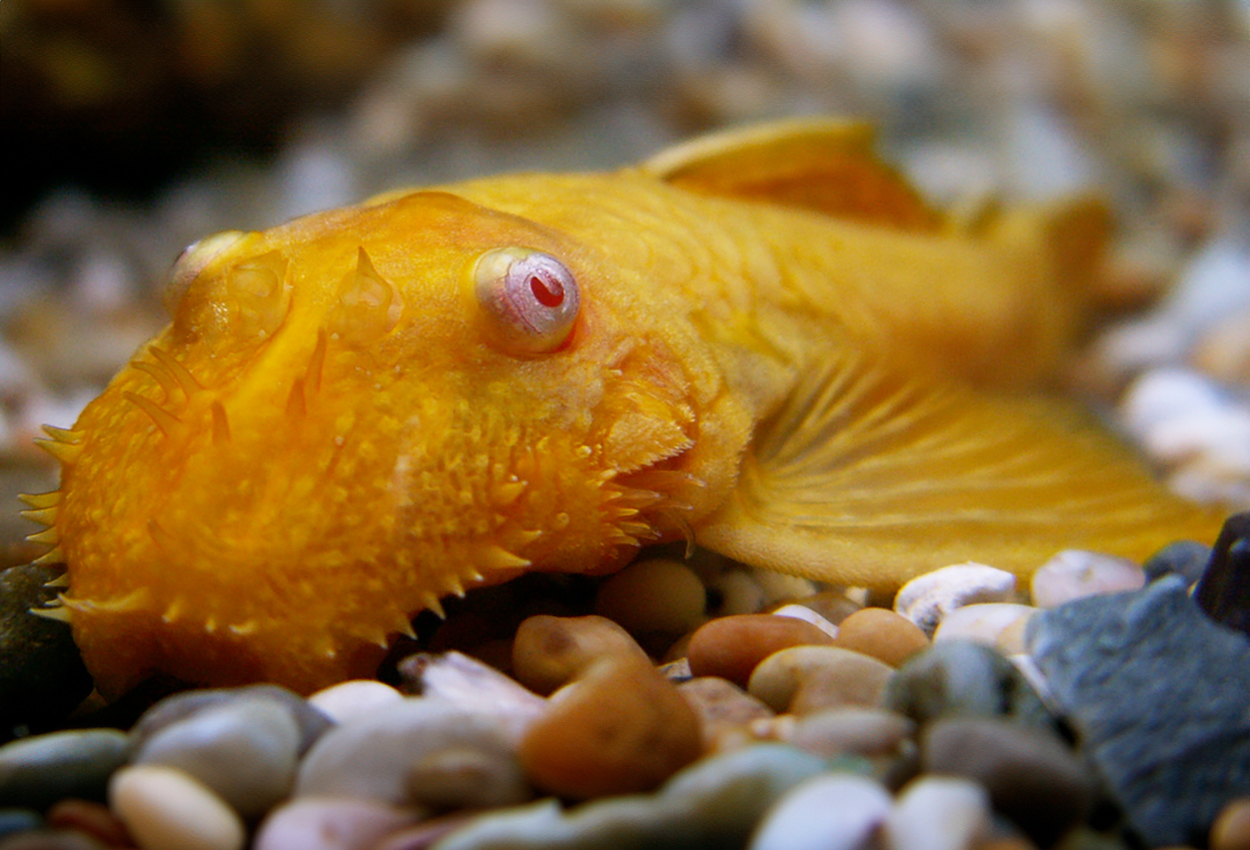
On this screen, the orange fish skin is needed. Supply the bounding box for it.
[29,127,1224,697]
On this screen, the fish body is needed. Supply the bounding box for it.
[24,119,1225,696]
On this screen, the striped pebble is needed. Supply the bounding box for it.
[109,765,245,850]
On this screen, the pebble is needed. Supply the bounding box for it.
[769,604,840,638]
[307,680,404,725]
[833,607,931,666]
[109,765,245,850]
[253,797,421,850]
[786,707,915,761]
[397,652,546,739]
[748,772,892,850]
[0,810,42,839]
[296,698,530,810]
[0,729,129,810]
[777,590,862,626]
[1210,798,1250,850]
[922,717,1093,849]
[518,655,702,799]
[1192,512,1250,636]
[1027,575,1250,847]
[0,831,110,850]
[45,799,131,847]
[747,646,894,715]
[883,641,1053,730]
[705,570,768,616]
[1142,540,1211,584]
[677,677,774,744]
[132,696,301,820]
[431,744,828,850]
[1029,550,1145,608]
[687,614,836,688]
[510,614,650,695]
[0,563,94,732]
[593,558,707,638]
[894,564,1018,636]
[933,604,1037,651]
[884,776,992,850]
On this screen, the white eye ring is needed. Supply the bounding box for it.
[472,247,580,355]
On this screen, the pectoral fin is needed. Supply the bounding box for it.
[697,348,1226,588]
[641,116,940,232]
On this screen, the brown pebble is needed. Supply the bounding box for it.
[783,590,863,626]
[687,614,836,688]
[518,655,702,800]
[0,832,113,850]
[677,676,775,745]
[833,607,930,667]
[46,799,132,848]
[748,645,894,714]
[786,707,915,760]
[1211,797,1250,850]
[594,558,707,637]
[511,614,649,695]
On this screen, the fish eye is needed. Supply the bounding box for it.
[164,230,247,317]
[472,247,580,355]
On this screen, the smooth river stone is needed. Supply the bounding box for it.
[511,614,650,695]
[308,680,404,724]
[747,646,893,715]
[297,698,530,811]
[749,772,892,850]
[687,614,836,688]
[894,564,1017,636]
[253,797,421,850]
[0,728,129,810]
[1030,549,1145,608]
[883,776,991,850]
[519,655,702,800]
[832,607,931,667]
[932,604,1036,650]
[132,696,301,820]
[109,765,245,850]
[786,708,915,760]
[593,558,707,638]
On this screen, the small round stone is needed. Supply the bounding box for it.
[109,765,245,850]
[884,775,991,850]
[677,676,774,745]
[0,809,42,839]
[594,558,707,637]
[307,680,403,724]
[749,772,893,850]
[833,607,931,667]
[786,707,915,760]
[252,797,421,850]
[46,798,132,848]
[0,728,129,810]
[132,696,301,820]
[1210,797,1250,850]
[518,655,702,800]
[1030,550,1145,608]
[511,614,650,695]
[1143,540,1212,584]
[933,604,1036,650]
[688,614,836,688]
[895,564,1018,636]
[922,717,1093,848]
[747,646,894,715]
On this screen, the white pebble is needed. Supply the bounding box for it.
[308,680,404,724]
[933,603,1037,648]
[884,775,991,850]
[770,605,840,639]
[1030,550,1145,608]
[749,773,892,850]
[254,796,421,850]
[1121,367,1227,441]
[110,765,245,850]
[894,563,1017,636]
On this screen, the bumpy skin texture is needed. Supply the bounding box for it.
[31,123,1225,697]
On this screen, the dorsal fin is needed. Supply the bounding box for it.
[641,117,941,232]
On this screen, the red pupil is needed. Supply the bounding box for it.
[530,274,564,307]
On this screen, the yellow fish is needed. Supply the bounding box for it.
[22,119,1225,697]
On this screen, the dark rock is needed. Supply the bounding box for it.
[1142,540,1211,584]
[0,809,41,839]
[1027,576,1250,848]
[0,829,109,850]
[0,564,92,738]
[882,640,1054,731]
[1193,512,1250,636]
[0,729,128,810]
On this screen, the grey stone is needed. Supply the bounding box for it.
[1027,576,1250,847]
[1193,511,1250,636]
[1142,540,1210,584]
[0,729,128,810]
[0,809,42,839]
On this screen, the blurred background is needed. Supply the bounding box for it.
[2,0,1249,555]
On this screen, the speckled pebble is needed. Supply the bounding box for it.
[308,680,404,725]
[109,765,245,850]
[1030,550,1145,608]
[687,614,836,688]
[132,696,300,820]
[894,564,1017,636]
[1210,797,1250,850]
[933,604,1037,650]
[297,698,529,810]
[785,707,915,761]
[511,614,649,695]
[253,797,421,850]
[45,799,131,848]
[593,558,707,638]
[518,655,702,800]
[922,717,1093,848]
[0,729,129,810]
[833,607,931,666]
[884,776,991,850]
[749,772,892,850]
[747,645,894,715]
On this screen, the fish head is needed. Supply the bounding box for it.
[46,189,701,695]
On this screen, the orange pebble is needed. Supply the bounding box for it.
[687,614,836,687]
[833,607,930,667]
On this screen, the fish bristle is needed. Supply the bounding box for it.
[308,329,327,393]
[41,425,83,444]
[34,438,84,465]
[18,491,61,509]
[148,345,203,398]
[29,605,72,623]
[32,546,65,566]
[132,361,180,399]
[43,573,71,588]
[25,527,59,546]
[20,506,59,526]
[211,401,231,445]
[286,378,306,420]
[123,392,182,436]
